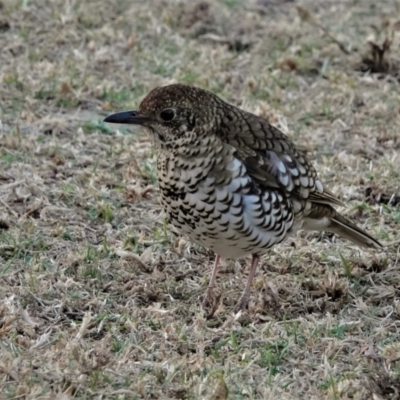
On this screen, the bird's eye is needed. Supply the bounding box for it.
[160,109,176,122]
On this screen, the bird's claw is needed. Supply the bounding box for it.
[234,293,250,313]
[200,288,220,318]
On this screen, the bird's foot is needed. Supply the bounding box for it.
[200,287,220,318]
[234,293,250,313]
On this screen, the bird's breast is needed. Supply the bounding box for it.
[157,151,294,259]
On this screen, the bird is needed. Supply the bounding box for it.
[104,84,383,314]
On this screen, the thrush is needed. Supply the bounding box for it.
[104,84,382,313]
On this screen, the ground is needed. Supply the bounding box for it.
[0,0,399,399]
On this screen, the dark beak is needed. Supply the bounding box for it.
[103,110,149,125]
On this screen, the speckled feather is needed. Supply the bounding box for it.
[136,84,381,257]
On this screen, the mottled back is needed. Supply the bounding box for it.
[215,104,344,207]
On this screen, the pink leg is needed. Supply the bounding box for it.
[234,255,260,312]
[201,254,221,310]
[207,254,220,291]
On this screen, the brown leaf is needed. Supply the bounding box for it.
[211,377,229,400]
[296,6,313,22]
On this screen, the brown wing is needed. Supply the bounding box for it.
[218,108,344,208]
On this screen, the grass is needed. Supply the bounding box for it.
[0,0,400,398]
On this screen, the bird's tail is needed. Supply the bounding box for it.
[328,213,382,249]
[302,205,383,249]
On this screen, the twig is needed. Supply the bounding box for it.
[297,6,350,55]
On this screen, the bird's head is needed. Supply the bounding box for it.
[104,84,222,145]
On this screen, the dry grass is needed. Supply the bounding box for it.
[0,0,399,399]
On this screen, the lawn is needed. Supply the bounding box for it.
[0,0,399,399]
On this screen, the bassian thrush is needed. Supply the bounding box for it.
[104,84,382,313]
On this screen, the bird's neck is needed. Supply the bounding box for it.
[157,133,232,170]
[155,133,222,157]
